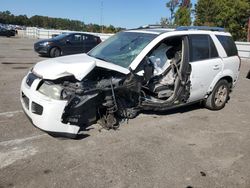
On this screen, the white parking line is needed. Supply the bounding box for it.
[0,134,46,146]
[0,134,46,168]
[0,110,23,117]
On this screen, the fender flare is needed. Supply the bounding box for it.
[49,46,62,55]
[207,70,234,94]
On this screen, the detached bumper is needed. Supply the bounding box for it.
[20,76,80,137]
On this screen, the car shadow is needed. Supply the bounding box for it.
[73,134,90,140]
[50,103,203,140]
[38,54,50,58]
[51,133,90,140]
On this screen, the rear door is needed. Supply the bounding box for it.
[83,35,98,53]
[64,34,83,54]
[215,35,240,86]
[188,34,223,102]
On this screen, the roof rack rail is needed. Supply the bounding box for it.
[136,24,175,29]
[136,24,164,29]
[176,26,225,32]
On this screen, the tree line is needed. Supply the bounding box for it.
[0,10,124,33]
[161,0,250,41]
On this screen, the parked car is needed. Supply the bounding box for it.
[0,27,16,37]
[34,33,102,58]
[21,26,240,138]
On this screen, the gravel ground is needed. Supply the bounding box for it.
[0,36,250,188]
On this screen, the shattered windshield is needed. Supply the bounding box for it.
[88,32,157,68]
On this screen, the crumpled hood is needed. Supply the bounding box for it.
[32,54,129,81]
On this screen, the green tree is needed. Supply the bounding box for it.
[0,10,121,33]
[194,0,250,41]
[194,0,219,26]
[0,11,14,24]
[166,0,180,25]
[160,17,169,26]
[174,0,192,26]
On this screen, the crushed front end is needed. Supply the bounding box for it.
[20,67,136,138]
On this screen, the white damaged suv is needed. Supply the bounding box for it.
[20,26,241,138]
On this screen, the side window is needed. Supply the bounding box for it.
[70,34,82,42]
[216,35,238,57]
[189,35,210,62]
[189,35,219,62]
[94,36,100,43]
[88,36,95,43]
[83,35,94,43]
[145,36,183,75]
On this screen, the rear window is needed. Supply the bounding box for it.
[189,35,218,62]
[216,35,238,57]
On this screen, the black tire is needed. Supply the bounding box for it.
[247,70,250,79]
[50,47,61,58]
[205,79,230,110]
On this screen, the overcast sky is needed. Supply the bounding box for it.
[0,0,197,28]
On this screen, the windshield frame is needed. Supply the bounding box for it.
[88,31,158,68]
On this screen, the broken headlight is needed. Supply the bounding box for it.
[38,82,63,100]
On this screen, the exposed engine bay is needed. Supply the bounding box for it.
[35,36,192,132]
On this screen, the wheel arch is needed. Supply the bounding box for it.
[49,46,62,53]
[207,73,233,95]
[49,46,62,57]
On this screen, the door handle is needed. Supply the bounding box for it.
[213,65,220,70]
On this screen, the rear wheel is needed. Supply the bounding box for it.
[50,47,61,58]
[205,79,230,110]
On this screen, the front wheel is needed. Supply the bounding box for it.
[205,79,230,110]
[50,47,61,58]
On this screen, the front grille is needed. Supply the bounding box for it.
[22,92,29,109]
[31,102,43,115]
[26,73,38,87]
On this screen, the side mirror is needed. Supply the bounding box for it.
[66,39,71,44]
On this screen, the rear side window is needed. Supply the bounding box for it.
[216,35,238,57]
[94,36,101,43]
[189,35,218,62]
[84,35,95,42]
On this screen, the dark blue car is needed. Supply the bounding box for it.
[34,32,101,57]
[0,27,16,37]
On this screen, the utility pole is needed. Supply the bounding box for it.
[101,1,104,33]
[248,17,250,42]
